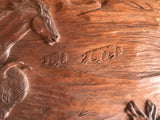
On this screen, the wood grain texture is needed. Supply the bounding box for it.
[1,0,160,120]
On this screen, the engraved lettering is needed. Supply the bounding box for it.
[81,45,123,64]
[40,52,68,68]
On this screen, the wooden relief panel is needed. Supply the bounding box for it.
[1,0,160,120]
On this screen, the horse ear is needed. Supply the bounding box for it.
[37,2,44,14]
[46,5,50,10]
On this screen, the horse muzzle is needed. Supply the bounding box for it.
[47,35,59,46]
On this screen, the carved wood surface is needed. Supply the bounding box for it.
[1,0,160,120]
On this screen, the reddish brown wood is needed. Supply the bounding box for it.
[1,0,160,120]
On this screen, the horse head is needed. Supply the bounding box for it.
[8,0,60,46]
[31,1,60,46]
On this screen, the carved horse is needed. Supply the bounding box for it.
[0,0,60,65]
[0,0,59,119]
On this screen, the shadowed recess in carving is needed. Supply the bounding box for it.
[125,100,160,120]
[81,45,123,64]
[0,0,59,65]
[0,61,31,120]
[40,52,67,68]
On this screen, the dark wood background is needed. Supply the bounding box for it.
[1,0,160,119]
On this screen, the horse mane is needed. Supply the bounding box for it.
[8,0,50,15]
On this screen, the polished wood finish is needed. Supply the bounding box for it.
[1,0,160,120]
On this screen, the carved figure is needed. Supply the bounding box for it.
[0,0,60,64]
[0,0,59,119]
[125,100,160,120]
[0,61,31,120]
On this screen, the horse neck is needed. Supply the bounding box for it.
[0,9,37,49]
